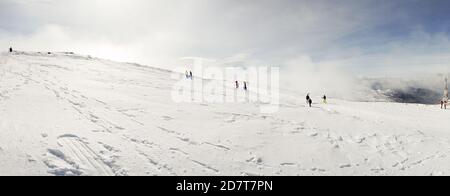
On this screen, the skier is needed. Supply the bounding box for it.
[244,82,248,91]
[308,98,313,107]
[185,71,189,79]
[189,71,193,80]
[442,77,448,109]
[323,95,327,104]
[9,47,13,53]
[441,100,445,109]
[306,94,310,104]
[235,81,239,89]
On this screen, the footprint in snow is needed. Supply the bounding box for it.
[309,133,319,137]
[161,116,173,121]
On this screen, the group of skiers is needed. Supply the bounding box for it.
[235,81,248,91]
[185,70,193,80]
[441,100,448,109]
[306,93,327,107]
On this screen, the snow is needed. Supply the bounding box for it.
[1,51,450,176]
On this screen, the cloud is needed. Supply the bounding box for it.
[1,0,449,76]
[326,28,450,76]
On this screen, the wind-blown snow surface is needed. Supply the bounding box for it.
[1,52,450,176]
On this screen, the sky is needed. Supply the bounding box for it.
[1,0,450,76]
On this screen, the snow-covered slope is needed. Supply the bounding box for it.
[1,52,450,176]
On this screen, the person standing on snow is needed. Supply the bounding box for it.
[244,82,248,91]
[235,81,239,89]
[442,77,448,109]
[189,71,193,80]
[185,71,189,79]
[323,95,327,104]
[306,94,310,104]
[9,47,13,53]
[308,98,313,107]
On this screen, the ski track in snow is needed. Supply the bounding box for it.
[44,134,114,176]
[1,52,450,176]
